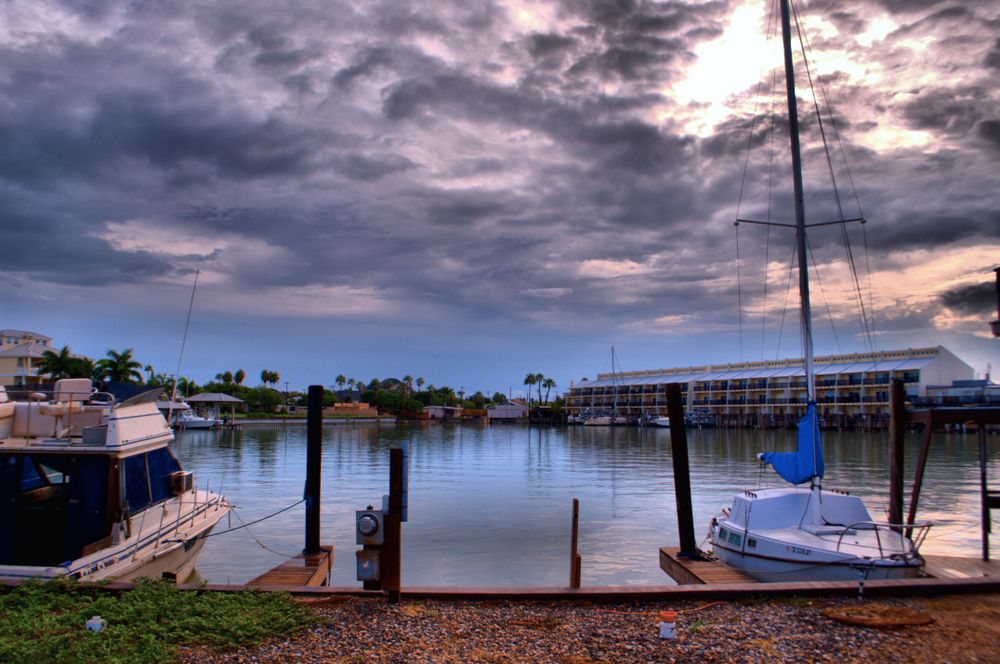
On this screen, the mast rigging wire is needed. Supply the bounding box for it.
[791,0,876,353]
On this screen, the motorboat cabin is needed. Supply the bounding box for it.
[0,379,227,582]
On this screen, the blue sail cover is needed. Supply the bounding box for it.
[760,402,824,485]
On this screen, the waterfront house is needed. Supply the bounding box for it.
[0,329,53,387]
[487,402,528,422]
[425,405,462,420]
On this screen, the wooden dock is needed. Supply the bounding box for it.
[247,546,333,588]
[659,547,757,585]
[924,554,1000,579]
[660,547,1000,586]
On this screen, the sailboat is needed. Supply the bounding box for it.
[707,0,930,581]
[583,347,629,426]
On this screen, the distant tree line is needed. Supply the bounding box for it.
[36,345,563,416]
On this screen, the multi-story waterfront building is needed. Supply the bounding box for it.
[0,329,53,387]
[565,346,974,429]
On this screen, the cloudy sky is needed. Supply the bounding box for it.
[2,0,998,395]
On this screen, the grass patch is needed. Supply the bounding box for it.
[0,578,311,664]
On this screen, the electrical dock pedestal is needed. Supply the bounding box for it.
[248,385,333,588]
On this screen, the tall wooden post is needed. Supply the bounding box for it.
[979,428,990,561]
[667,384,698,558]
[382,447,404,603]
[304,385,323,554]
[888,379,905,532]
[569,498,582,588]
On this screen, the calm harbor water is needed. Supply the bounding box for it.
[172,423,1000,587]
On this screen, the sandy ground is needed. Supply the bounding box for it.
[182,592,1000,663]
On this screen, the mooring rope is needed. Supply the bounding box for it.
[192,498,306,540]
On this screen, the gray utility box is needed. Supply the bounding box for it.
[356,549,380,581]
[356,509,384,545]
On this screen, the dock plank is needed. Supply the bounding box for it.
[924,554,1000,580]
[659,547,757,585]
[248,545,333,588]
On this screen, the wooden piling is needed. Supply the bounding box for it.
[304,385,323,554]
[666,384,698,557]
[979,428,991,561]
[570,498,581,588]
[889,379,905,532]
[382,447,404,603]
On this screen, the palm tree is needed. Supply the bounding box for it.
[96,348,144,383]
[523,373,537,404]
[542,378,556,404]
[336,374,347,397]
[69,357,95,380]
[177,376,196,396]
[234,369,246,385]
[535,373,545,404]
[402,375,413,397]
[260,369,279,387]
[38,346,77,381]
[143,364,155,382]
[416,376,425,392]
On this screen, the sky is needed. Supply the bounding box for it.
[2,0,998,396]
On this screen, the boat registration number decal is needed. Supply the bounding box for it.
[785,545,811,556]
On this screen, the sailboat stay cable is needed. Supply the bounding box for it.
[792,0,876,354]
[736,224,744,361]
[168,268,201,426]
[774,241,799,360]
[761,41,781,361]
[806,239,843,354]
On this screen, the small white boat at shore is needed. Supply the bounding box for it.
[174,408,219,430]
[0,379,228,583]
[652,417,670,428]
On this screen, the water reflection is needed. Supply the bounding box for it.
[170,424,1000,587]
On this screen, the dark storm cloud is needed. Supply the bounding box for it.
[0,0,997,360]
[874,0,957,13]
[939,281,997,315]
[0,193,174,286]
[900,86,990,137]
[987,39,1000,69]
[529,33,578,58]
[333,47,394,89]
[978,120,1000,150]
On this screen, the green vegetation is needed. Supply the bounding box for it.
[95,348,144,383]
[0,579,311,664]
[36,344,562,417]
[37,346,94,381]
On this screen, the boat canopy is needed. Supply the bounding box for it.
[759,402,824,485]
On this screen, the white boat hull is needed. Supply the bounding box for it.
[712,537,923,582]
[0,489,228,584]
[708,487,927,582]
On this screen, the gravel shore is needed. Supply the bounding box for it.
[182,592,1000,663]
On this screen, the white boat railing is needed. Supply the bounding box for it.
[834,520,933,560]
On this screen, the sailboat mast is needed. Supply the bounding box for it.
[779,0,815,403]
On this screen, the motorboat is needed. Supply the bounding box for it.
[583,413,628,426]
[708,0,929,581]
[174,408,218,430]
[652,417,671,428]
[0,378,228,582]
